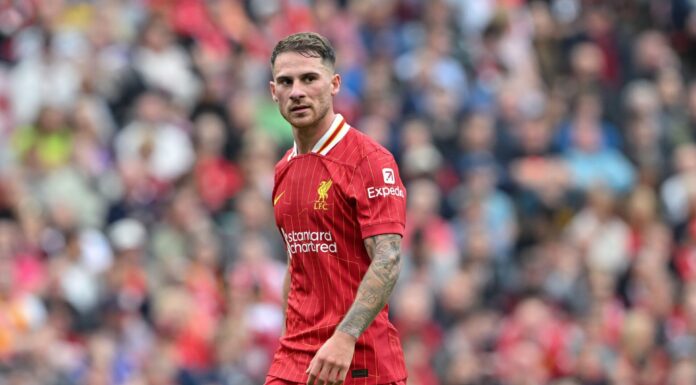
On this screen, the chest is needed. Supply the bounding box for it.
[273,156,353,226]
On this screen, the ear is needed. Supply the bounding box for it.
[330,73,341,96]
[269,80,278,102]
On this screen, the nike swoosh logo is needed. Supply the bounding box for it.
[273,191,285,206]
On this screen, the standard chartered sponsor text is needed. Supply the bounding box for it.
[282,229,338,254]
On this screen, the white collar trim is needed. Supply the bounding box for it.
[287,114,349,160]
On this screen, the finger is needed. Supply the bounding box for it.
[307,359,322,385]
[336,367,348,385]
[306,355,317,375]
[306,358,313,374]
[316,361,332,385]
[306,359,317,385]
[325,366,340,385]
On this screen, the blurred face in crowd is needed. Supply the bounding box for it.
[635,31,672,72]
[519,117,551,154]
[37,106,66,133]
[670,360,696,385]
[571,42,603,79]
[194,113,227,156]
[621,310,656,361]
[459,112,494,152]
[674,144,696,173]
[136,92,168,124]
[393,282,433,328]
[687,82,696,119]
[0,258,13,298]
[657,67,683,107]
[572,121,602,153]
[142,17,173,51]
[682,283,696,327]
[270,51,340,131]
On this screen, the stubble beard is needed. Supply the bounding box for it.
[286,102,330,131]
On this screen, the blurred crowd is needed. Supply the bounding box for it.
[2,0,696,384]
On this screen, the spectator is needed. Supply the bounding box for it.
[114,89,195,184]
[12,105,74,172]
[132,14,201,108]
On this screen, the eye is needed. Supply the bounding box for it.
[303,75,317,83]
[277,78,292,86]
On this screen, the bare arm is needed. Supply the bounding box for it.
[306,233,402,385]
[337,233,402,339]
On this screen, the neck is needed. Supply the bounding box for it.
[293,112,336,154]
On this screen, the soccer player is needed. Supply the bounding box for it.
[264,32,408,385]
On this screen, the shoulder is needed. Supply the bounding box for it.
[332,127,396,167]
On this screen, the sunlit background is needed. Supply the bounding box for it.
[0,0,695,384]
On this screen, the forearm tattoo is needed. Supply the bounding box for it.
[337,234,402,339]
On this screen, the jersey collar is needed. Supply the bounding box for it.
[288,114,350,160]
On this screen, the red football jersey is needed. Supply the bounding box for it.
[267,114,408,384]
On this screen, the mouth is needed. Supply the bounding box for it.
[290,105,310,112]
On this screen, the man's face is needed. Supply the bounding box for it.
[270,51,340,129]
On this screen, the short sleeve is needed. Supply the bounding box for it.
[352,149,407,239]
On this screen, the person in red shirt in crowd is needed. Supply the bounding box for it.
[264,32,408,385]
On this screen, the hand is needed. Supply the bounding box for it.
[306,331,356,385]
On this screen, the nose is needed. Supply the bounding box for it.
[289,83,306,101]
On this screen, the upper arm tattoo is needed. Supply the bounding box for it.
[337,234,402,339]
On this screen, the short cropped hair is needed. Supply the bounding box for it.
[270,32,336,69]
